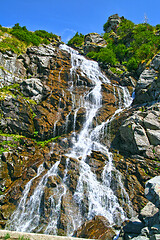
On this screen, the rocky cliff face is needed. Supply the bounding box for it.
[0,41,160,239]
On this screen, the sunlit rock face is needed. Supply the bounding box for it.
[0,42,160,239]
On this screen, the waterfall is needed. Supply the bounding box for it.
[6,44,133,235]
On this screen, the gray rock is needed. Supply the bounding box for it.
[84,33,107,46]
[119,115,150,153]
[23,44,57,79]
[20,78,50,102]
[147,130,160,146]
[28,44,56,56]
[144,112,160,131]
[145,176,160,208]
[132,236,149,240]
[0,51,26,87]
[105,14,121,33]
[151,52,160,71]
[139,202,159,227]
[137,69,158,89]
[83,33,107,54]
[133,52,160,105]
[134,125,150,151]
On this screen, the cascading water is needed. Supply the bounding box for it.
[6,44,133,235]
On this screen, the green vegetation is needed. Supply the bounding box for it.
[103,18,160,71]
[87,47,117,66]
[0,84,20,100]
[110,67,124,76]
[4,233,10,240]
[0,23,59,55]
[33,131,38,138]
[0,37,26,55]
[68,16,160,73]
[37,136,61,147]
[0,146,9,155]
[68,32,84,47]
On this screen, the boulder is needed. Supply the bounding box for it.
[147,130,160,146]
[83,33,107,55]
[137,69,158,89]
[145,176,160,208]
[104,14,121,33]
[139,202,159,227]
[119,116,150,154]
[143,112,160,131]
[74,215,116,240]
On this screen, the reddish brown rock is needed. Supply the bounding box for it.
[74,215,116,240]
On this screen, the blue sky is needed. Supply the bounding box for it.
[0,0,160,42]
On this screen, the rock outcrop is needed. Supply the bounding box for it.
[133,53,160,105]
[113,102,160,157]
[104,14,121,33]
[83,33,107,55]
[112,52,160,159]
[121,176,160,240]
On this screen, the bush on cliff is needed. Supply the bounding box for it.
[0,23,59,54]
[91,17,160,72]
[87,47,117,66]
[68,32,84,47]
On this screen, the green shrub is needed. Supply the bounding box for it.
[117,18,134,38]
[10,23,59,48]
[126,57,139,71]
[35,30,58,40]
[103,21,111,33]
[11,27,42,46]
[87,47,117,66]
[114,44,127,62]
[68,32,84,47]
